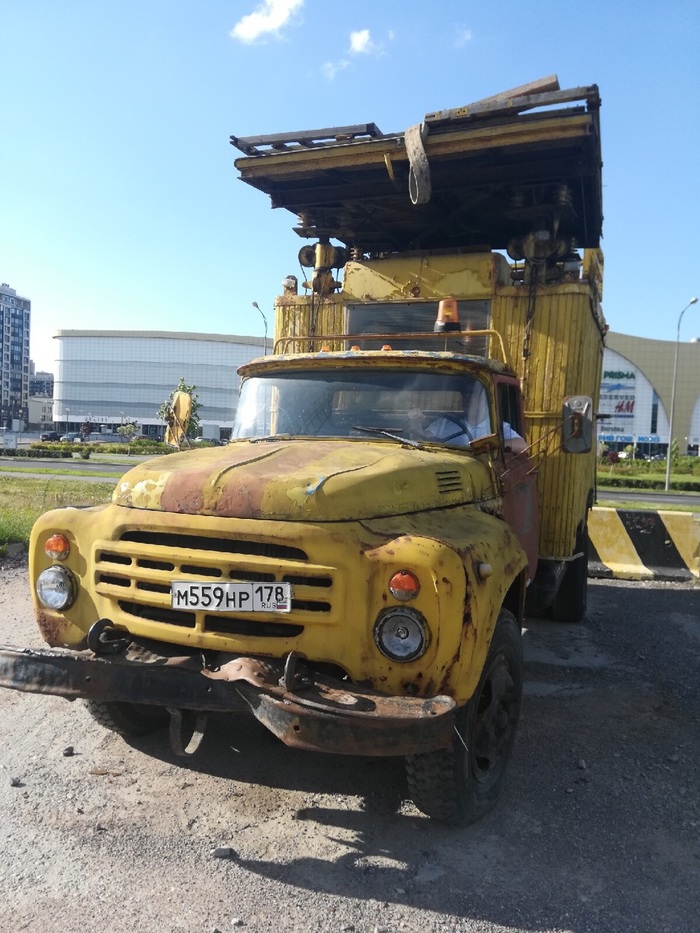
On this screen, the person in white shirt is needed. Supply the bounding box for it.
[425,383,527,453]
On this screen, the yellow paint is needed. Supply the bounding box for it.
[28,497,522,702]
[115,474,167,510]
[588,508,653,580]
[276,249,604,560]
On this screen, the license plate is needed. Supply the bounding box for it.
[171,581,293,613]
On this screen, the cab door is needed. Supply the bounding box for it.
[494,376,539,580]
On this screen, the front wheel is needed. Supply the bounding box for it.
[84,700,169,737]
[405,609,523,825]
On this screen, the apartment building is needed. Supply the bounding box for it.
[0,283,31,429]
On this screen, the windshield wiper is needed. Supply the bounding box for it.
[352,426,423,448]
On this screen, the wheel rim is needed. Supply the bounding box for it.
[471,654,518,783]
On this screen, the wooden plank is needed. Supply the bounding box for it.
[235,113,596,178]
[230,123,384,155]
[425,86,599,127]
[467,74,561,106]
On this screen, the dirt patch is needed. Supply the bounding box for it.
[0,568,698,933]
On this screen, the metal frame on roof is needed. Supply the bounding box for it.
[230,77,603,253]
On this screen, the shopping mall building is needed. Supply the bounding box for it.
[602,332,700,456]
[45,328,700,452]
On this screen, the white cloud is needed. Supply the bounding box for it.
[349,29,375,55]
[322,27,390,81]
[454,28,473,48]
[230,0,304,44]
[322,59,350,81]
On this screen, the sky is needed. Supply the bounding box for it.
[2,0,699,373]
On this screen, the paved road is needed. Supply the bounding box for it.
[0,455,143,473]
[596,488,700,507]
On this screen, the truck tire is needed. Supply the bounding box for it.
[552,526,588,624]
[84,700,169,737]
[405,609,523,825]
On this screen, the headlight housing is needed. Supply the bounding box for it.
[36,566,76,611]
[374,607,428,662]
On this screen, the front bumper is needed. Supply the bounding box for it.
[0,643,455,757]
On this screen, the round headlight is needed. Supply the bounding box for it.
[36,566,76,611]
[374,607,428,662]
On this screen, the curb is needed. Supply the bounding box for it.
[588,508,699,581]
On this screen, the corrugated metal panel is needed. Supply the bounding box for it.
[494,285,603,557]
[275,297,345,348]
[274,259,604,562]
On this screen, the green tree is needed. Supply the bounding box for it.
[117,423,139,441]
[157,377,201,438]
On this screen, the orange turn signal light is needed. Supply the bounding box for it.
[44,533,70,560]
[389,570,420,601]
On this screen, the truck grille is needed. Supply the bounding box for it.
[94,528,334,638]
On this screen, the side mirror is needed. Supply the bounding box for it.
[469,433,501,455]
[562,395,593,454]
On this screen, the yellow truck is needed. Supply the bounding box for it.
[0,78,605,824]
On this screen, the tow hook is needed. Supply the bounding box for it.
[279,650,311,693]
[86,619,132,656]
[167,707,208,756]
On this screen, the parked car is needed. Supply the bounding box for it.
[59,432,82,443]
[40,431,61,442]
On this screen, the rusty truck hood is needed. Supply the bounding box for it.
[113,439,496,521]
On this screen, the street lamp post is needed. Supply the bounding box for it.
[66,408,70,431]
[252,302,268,354]
[665,297,698,491]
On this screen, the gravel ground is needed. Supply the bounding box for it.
[0,556,698,933]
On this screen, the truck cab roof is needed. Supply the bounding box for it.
[238,347,515,380]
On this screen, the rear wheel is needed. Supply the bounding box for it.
[84,700,169,737]
[552,525,589,623]
[405,609,523,825]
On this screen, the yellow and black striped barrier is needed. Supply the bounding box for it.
[588,508,699,582]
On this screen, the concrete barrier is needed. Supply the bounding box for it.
[588,507,699,581]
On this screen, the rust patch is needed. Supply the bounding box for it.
[160,467,208,514]
[36,611,72,647]
[433,645,464,695]
[211,480,260,519]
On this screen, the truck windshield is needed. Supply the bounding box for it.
[233,369,490,443]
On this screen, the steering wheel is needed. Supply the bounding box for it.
[432,414,474,443]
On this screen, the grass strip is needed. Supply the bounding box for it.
[0,478,115,551]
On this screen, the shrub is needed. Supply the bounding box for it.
[597,475,700,492]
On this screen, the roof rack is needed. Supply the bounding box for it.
[230,77,603,252]
[230,123,384,157]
